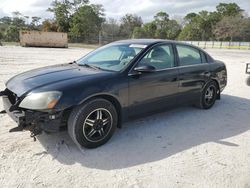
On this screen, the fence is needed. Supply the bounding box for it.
[181,41,250,50]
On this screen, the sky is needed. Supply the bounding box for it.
[0,0,249,21]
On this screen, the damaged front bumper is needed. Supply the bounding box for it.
[1,89,67,136]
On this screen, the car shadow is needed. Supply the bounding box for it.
[37,94,250,170]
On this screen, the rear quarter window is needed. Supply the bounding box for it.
[200,51,208,63]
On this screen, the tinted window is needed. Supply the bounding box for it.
[138,44,175,70]
[77,44,145,71]
[88,46,122,62]
[176,45,202,66]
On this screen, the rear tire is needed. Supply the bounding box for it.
[197,81,218,109]
[68,98,118,149]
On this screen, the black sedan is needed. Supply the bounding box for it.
[0,39,227,148]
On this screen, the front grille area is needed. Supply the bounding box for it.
[5,89,18,105]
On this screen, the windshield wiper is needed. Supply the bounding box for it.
[69,60,77,64]
[79,64,102,70]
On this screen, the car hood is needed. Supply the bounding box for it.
[6,63,105,97]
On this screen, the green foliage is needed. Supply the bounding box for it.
[213,16,250,41]
[0,1,249,43]
[4,26,19,42]
[47,0,72,32]
[143,22,157,38]
[216,3,243,17]
[102,18,121,41]
[120,14,143,38]
[0,16,12,25]
[69,5,104,42]
[179,3,244,41]
[42,19,58,32]
[241,18,250,41]
[133,12,180,40]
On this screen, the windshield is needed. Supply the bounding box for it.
[76,43,147,72]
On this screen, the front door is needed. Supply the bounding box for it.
[128,44,179,117]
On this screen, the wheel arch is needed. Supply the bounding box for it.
[211,79,220,99]
[78,93,123,128]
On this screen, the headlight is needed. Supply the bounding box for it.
[19,91,62,110]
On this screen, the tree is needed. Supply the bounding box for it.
[30,17,41,30]
[0,30,3,41]
[4,26,19,42]
[71,0,89,11]
[241,18,250,41]
[12,11,25,28]
[178,23,201,41]
[179,10,221,41]
[184,13,197,23]
[120,14,143,38]
[42,19,58,32]
[48,0,91,33]
[0,16,12,25]
[153,11,181,39]
[154,12,169,29]
[102,18,120,41]
[132,22,157,38]
[48,0,72,32]
[213,16,244,41]
[69,5,104,42]
[143,22,157,38]
[166,20,181,39]
[216,3,243,17]
[132,27,146,38]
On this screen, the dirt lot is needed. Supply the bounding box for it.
[0,46,249,188]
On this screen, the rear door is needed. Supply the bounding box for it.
[175,44,211,104]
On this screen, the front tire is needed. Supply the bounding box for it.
[68,98,118,149]
[198,81,218,109]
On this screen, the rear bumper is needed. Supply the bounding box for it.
[1,90,66,133]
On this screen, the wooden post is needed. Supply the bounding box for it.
[220,41,222,49]
[212,41,214,48]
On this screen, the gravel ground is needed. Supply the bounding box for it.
[0,46,249,188]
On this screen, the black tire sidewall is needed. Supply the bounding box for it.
[201,81,218,109]
[70,99,118,148]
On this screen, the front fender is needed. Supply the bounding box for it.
[54,74,129,111]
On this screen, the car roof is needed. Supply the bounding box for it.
[111,39,213,60]
[112,39,174,45]
[112,39,200,48]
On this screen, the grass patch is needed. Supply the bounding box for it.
[0,42,20,46]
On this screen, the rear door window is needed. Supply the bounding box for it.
[176,45,202,66]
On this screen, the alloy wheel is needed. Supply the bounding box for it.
[204,85,216,106]
[83,108,113,142]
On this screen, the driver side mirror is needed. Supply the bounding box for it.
[134,65,156,73]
